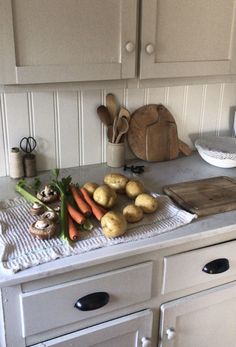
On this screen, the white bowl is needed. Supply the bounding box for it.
[195,136,236,168]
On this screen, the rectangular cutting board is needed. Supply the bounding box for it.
[163,176,236,217]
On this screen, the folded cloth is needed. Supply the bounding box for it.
[0,194,196,273]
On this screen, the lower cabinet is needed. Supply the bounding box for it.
[159,281,236,347]
[31,310,153,347]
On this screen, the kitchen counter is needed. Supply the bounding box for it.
[1,152,236,287]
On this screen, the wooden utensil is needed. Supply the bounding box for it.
[107,125,113,142]
[97,105,113,127]
[106,93,118,122]
[112,115,119,143]
[163,176,236,217]
[115,117,129,143]
[117,106,131,123]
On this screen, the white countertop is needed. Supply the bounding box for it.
[1,152,236,287]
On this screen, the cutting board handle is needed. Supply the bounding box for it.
[178,139,192,156]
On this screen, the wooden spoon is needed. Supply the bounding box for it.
[97,105,113,127]
[115,117,129,143]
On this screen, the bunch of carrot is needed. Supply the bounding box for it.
[66,185,106,241]
[50,169,107,242]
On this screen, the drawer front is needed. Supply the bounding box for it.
[162,240,236,294]
[31,310,153,347]
[20,262,153,338]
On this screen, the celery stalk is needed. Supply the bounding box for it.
[15,183,54,212]
[59,192,70,243]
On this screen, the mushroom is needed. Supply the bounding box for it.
[29,218,56,240]
[36,185,58,203]
[30,202,45,216]
[41,210,58,222]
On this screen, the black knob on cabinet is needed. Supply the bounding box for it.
[74,292,109,311]
[202,258,229,274]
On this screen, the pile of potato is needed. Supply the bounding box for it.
[83,173,158,239]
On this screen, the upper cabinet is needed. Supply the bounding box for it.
[1,0,236,84]
[0,0,137,84]
[140,0,236,79]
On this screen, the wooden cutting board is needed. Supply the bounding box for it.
[163,176,236,217]
[128,104,179,161]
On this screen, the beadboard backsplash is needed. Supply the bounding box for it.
[1,82,236,177]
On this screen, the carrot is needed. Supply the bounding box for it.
[67,202,86,225]
[68,215,79,241]
[70,185,92,217]
[80,187,106,221]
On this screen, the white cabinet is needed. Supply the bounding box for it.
[140,0,236,79]
[159,281,236,347]
[0,0,137,84]
[2,0,236,84]
[2,236,236,347]
[32,310,153,347]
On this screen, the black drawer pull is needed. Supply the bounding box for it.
[74,292,109,311]
[202,258,229,274]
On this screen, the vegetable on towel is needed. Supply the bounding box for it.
[70,185,92,217]
[67,202,86,225]
[80,187,107,221]
[68,215,79,241]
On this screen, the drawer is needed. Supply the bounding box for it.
[31,310,153,347]
[162,240,236,294]
[20,262,153,338]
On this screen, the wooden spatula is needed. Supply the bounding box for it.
[117,106,131,123]
[106,94,118,122]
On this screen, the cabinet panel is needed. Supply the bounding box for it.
[32,310,153,347]
[20,262,153,338]
[140,0,236,79]
[13,0,120,67]
[162,240,236,294]
[0,0,137,84]
[159,281,236,347]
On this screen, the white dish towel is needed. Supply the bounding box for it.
[0,194,196,273]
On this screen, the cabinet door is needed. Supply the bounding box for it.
[159,281,236,347]
[140,0,236,79]
[0,0,137,84]
[32,310,153,347]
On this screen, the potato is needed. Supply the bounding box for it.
[101,211,127,238]
[93,184,117,208]
[135,193,158,213]
[123,204,143,223]
[125,180,145,199]
[104,173,129,193]
[83,182,99,196]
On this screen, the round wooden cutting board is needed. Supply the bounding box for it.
[127,104,179,161]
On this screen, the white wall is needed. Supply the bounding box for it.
[0,81,236,177]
